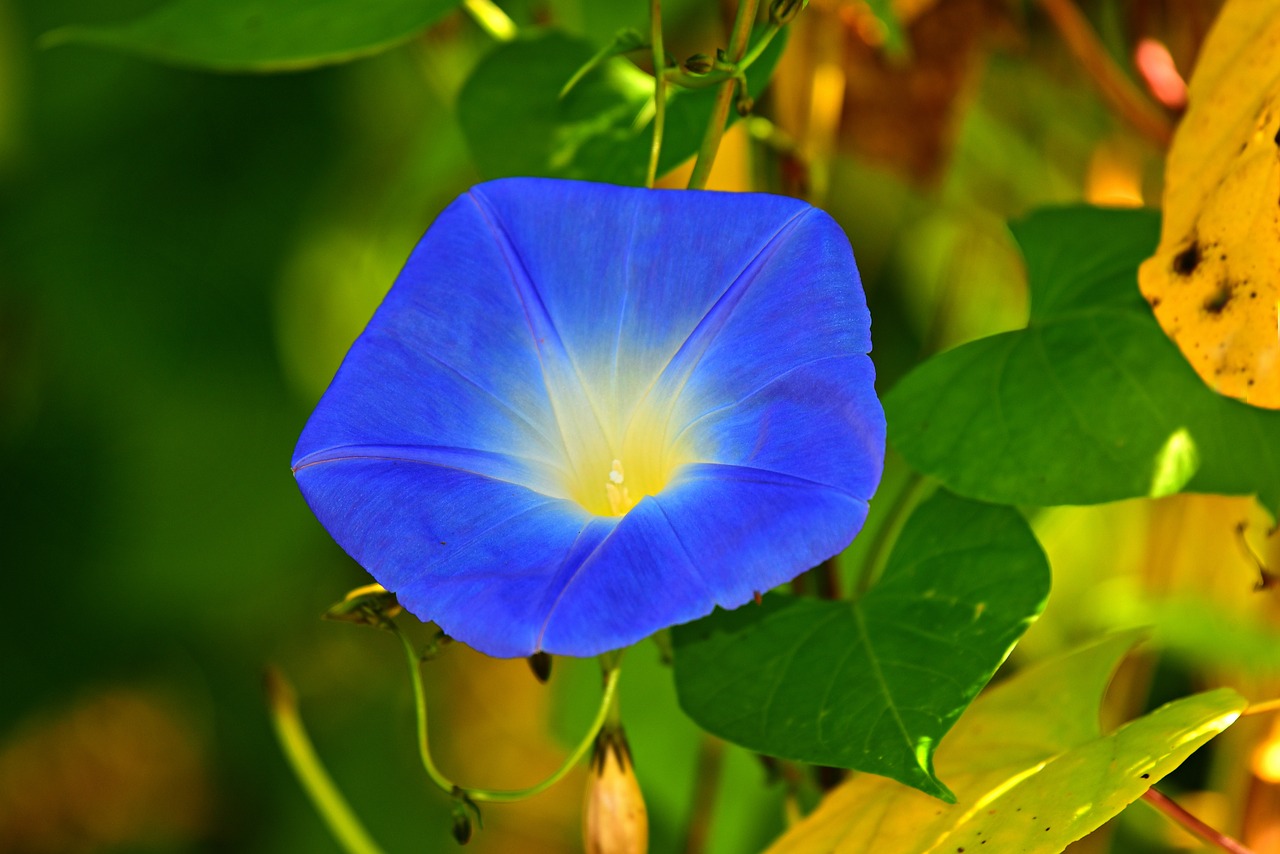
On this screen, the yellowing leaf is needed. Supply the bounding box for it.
[1138,0,1280,408]
[766,632,1245,853]
[929,687,1241,852]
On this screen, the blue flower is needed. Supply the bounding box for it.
[292,178,885,658]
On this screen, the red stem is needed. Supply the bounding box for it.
[1141,788,1255,854]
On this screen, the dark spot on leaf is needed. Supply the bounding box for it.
[1148,296,1162,309]
[1251,291,1258,299]
[957,848,964,852]
[1045,827,1051,832]
[1274,124,1280,147]
[1173,242,1201,275]
[1141,773,1150,779]
[1204,283,1233,314]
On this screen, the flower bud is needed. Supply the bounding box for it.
[769,0,807,25]
[684,53,713,75]
[449,792,481,846]
[736,95,755,116]
[450,807,472,845]
[583,729,647,854]
[322,583,402,627]
[528,651,553,683]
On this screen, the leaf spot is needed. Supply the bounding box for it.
[1203,283,1233,314]
[1172,241,1201,276]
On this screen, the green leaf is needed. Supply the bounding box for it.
[671,490,1050,800]
[457,27,787,186]
[766,631,1245,854]
[41,0,461,72]
[886,206,1280,515]
[559,28,646,98]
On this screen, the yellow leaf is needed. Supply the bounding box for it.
[1138,0,1280,408]
[766,632,1245,853]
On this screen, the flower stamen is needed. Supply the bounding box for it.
[605,459,634,516]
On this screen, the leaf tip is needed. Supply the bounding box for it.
[932,782,958,805]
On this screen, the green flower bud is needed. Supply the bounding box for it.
[684,53,713,75]
[322,583,401,627]
[769,0,807,25]
[450,807,472,846]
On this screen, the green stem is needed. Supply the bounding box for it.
[265,667,387,854]
[737,22,782,71]
[646,0,666,188]
[462,0,517,42]
[389,621,621,803]
[854,472,927,596]
[476,663,619,802]
[662,23,780,90]
[391,623,457,794]
[604,662,624,730]
[687,0,759,189]
[683,735,725,854]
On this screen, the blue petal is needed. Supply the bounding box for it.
[466,180,816,447]
[294,455,612,657]
[294,177,885,657]
[539,468,870,654]
[294,192,568,494]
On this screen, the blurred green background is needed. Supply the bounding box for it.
[0,0,475,849]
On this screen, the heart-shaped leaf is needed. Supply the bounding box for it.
[886,206,1280,515]
[672,490,1050,799]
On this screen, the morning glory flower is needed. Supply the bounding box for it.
[292,178,885,658]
